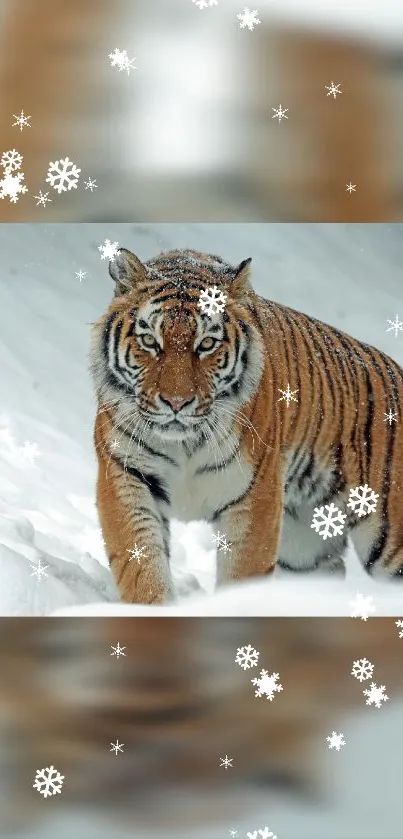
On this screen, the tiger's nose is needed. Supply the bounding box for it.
[160,394,193,412]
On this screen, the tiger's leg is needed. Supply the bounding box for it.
[96,453,174,605]
[277,504,348,578]
[212,469,283,587]
[349,514,403,579]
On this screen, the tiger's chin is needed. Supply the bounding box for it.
[151,419,202,442]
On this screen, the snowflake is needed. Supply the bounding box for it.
[347,484,379,518]
[271,105,289,122]
[19,440,40,464]
[346,182,357,194]
[237,8,261,30]
[349,592,376,621]
[12,110,31,131]
[30,558,49,581]
[126,544,147,564]
[111,438,120,449]
[110,642,126,659]
[386,315,403,337]
[311,502,347,541]
[247,828,277,839]
[34,190,52,207]
[0,170,28,203]
[110,739,124,756]
[1,148,23,172]
[363,682,389,709]
[75,269,86,282]
[326,731,346,751]
[384,408,398,425]
[230,831,238,837]
[46,157,81,193]
[197,285,227,316]
[395,619,403,638]
[84,177,98,192]
[192,0,218,7]
[108,48,137,76]
[351,657,374,683]
[251,670,283,701]
[235,644,260,670]
[212,529,232,554]
[219,754,233,769]
[33,765,64,798]
[277,383,298,407]
[325,81,342,99]
[98,238,120,261]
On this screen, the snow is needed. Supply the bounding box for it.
[1,222,403,616]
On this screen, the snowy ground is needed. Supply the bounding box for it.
[1,222,403,616]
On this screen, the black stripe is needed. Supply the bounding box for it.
[111,456,170,505]
[195,447,239,475]
[210,486,251,521]
[116,424,179,466]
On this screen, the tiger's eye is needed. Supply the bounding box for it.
[142,334,156,348]
[199,337,215,351]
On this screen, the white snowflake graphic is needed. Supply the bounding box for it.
[46,157,81,193]
[251,670,283,701]
[75,269,86,282]
[325,81,342,99]
[33,765,64,798]
[347,484,379,518]
[12,110,32,131]
[197,285,227,316]
[19,440,40,464]
[126,544,147,564]
[311,502,347,541]
[192,0,218,7]
[349,592,376,621]
[98,239,120,261]
[235,644,260,670]
[230,831,238,837]
[110,642,126,659]
[108,48,137,76]
[395,619,403,638]
[212,529,232,554]
[84,177,98,192]
[346,182,357,194]
[271,105,289,122]
[110,740,124,757]
[247,828,277,839]
[1,148,23,172]
[278,383,298,407]
[111,438,120,449]
[384,408,398,425]
[34,190,52,207]
[30,558,49,581]
[326,731,346,751]
[220,754,233,769]
[363,682,389,709]
[386,315,403,337]
[237,8,261,30]
[0,170,28,203]
[351,657,374,683]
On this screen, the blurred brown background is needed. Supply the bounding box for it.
[0,0,402,221]
[0,617,402,837]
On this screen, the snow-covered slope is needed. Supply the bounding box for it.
[1,222,403,616]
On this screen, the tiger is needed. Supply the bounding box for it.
[2,617,403,836]
[90,246,403,605]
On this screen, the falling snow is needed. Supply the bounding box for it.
[247,827,277,839]
[84,177,98,192]
[346,182,357,194]
[237,8,261,30]
[235,644,260,670]
[277,383,298,407]
[197,285,227,316]
[220,755,233,769]
[386,315,403,337]
[33,766,64,798]
[363,682,389,709]
[30,558,49,581]
[34,191,52,207]
[12,110,32,131]
[395,620,403,638]
[326,731,346,751]
[46,157,81,193]
[1,148,23,172]
[251,670,283,701]
[349,592,376,621]
[351,658,374,683]
[311,502,346,541]
[126,544,147,564]
[110,740,124,756]
[98,239,120,261]
[75,270,86,283]
[271,105,289,122]
[108,48,137,76]
[19,440,40,464]
[110,642,126,659]
[212,530,232,554]
[325,81,342,98]
[384,408,398,425]
[347,484,379,518]
[0,170,28,203]
[192,0,218,7]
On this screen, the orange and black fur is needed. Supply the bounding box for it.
[91,247,403,604]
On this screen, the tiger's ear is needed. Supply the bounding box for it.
[108,248,147,296]
[231,257,253,300]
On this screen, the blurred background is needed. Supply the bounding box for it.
[0,0,403,221]
[0,617,403,839]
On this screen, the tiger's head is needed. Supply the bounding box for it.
[90,247,265,442]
